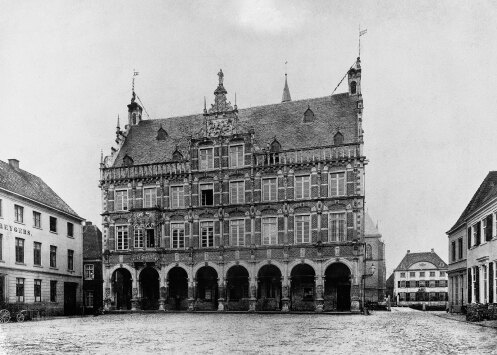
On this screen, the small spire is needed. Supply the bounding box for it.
[203,96,207,114]
[234,92,237,110]
[116,115,120,129]
[100,149,104,164]
[282,73,291,103]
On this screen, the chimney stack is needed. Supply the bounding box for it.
[431,248,434,253]
[85,221,92,226]
[407,250,410,254]
[8,159,19,169]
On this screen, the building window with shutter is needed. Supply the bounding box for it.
[474,221,481,246]
[14,205,24,223]
[67,222,74,238]
[134,228,144,248]
[230,181,245,204]
[330,172,346,197]
[171,186,185,208]
[33,211,41,228]
[49,216,57,233]
[50,245,57,268]
[451,241,456,262]
[458,238,463,259]
[67,250,74,271]
[15,238,24,263]
[143,187,157,208]
[16,278,24,302]
[295,176,310,199]
[171,223,185,249]
[230,219,245,246]
[485,214,493,241]
[34,242,41,266]
[84,264,95,280]
[85,291,94,308]
[200,221,214,248]
[199,148,214,170]
[295,215,310,244]
[329,213,346,242]
[34,279,41,302]
[262,217,278,245]
[116,225,129,250]
[262,178,277,202]
[115,190,128,211]
[229,145,244,168]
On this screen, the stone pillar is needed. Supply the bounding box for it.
[187,278,195,311]
[217,278,225,311]
[131,277,139,311]
[158,270,166,311]
[315,275,324,312]
[281,276,290,312]
[249,276,257,312]
[350,282,361,313]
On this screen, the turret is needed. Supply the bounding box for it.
[127,91,143,127]
[347,57,361,96]
[282,73,292,103]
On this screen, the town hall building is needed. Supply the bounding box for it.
[99,58,378,312]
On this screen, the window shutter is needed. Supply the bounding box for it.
[346,211,354,241]
[474,267,480,303]
[346,171,354,196]
[486,215,493,241]
[489,263,494,304]
[467,227,471,249]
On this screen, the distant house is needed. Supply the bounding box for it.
[385,273,395,302]
[83,222,103,312]
[393,249,448,308]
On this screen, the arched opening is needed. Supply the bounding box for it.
[290,264,315,311]
[168,267,188,310]
[195,266,218,311]
[350,81,357,94]
[112,268,132,310]
[324,263,351,311]
[257,265,282,311]
[366,244,372,260]
[139,267,160,310]
[226,265,250,311]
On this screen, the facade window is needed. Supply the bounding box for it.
[451,241,456,262]
[34,279,41,302]
[171,186,185,209]
[419,280,426,287]
[84,264,95,280]
[50,246,57,268]
[85,291,94,307]
[49,216,57,233]
[429,280,436,288]
[67,222,74,237]
[467,227,472,249]
[485,214,493,241]
[295,176,310,199]
[14,205,24,223]
[16,278,24,302]
[50,280,57,302]
[200,184,214,206]
[262,217,278,245]
[474,221,481,246]
[199,148,214,170]
[116,225,129,250]
[15,237,24,263]
[67,249,74,271]
[134,228,144,248]
[143,187,157,208]
[440,271,446,277]
[230,219,245,246]
[230,181,245,204]
[146,229,155,248]
[200,221,214,248]
[33,211,41,228]
[229,145,244,168]
[330,172,346,197]
[171,223,185,249]
[483,265,488,302]
[33,242,42,266]
[400,280,406,288]
[410,272,416,277]
[262,178,277,202]
[429,271,435,277]
[457,238,463,259]
[400,272,406,278]
[365,244,372,260]
[329,213,346,242]
[295,215,310,244]
[420,272,425,277]
[115,190,129,211]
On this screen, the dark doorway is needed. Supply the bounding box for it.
[140,267,160,310]
[64,282,78,315]
[196,266,218,310]
[257,265,282,311]
[290,264,315,311]
[226,265,249,301]
[112,268,132,310]
[0,275,4,304]
[168,267,188,310]
[324,263,351,311]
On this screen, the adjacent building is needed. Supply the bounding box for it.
[0,159,84,315]
[393,249,448,308]
[363,213,386,303]
[83,221,103,313]
[100,58,377,313]
[448,171,497,309]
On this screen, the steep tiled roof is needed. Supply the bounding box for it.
[0,160,81,219]
[386,273,394,289]
[113,93,359,167]
[394,251,447,271]
[448,171,497,234]
[83,224,102,260]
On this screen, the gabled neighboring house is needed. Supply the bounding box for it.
[448,171,497,310]
[393,249,448,309]
[83,222,103,312]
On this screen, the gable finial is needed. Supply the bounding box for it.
[204,96,207,114]
[282,61,292,103]
[234,92,237,110]
[131,70,139,102]
[116,114,120,129]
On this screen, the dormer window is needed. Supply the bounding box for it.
[172,149,183,161]
[270,138,281,152]
[303,106,315,122]
[123,155,133,166]
[334,132,344,145]
[350,81,357,95]
[157,126,168,141]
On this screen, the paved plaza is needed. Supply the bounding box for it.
[0,308,495,354]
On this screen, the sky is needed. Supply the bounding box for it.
[2,0,497,275]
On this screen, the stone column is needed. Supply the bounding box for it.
[315,275,324,312]
[187,278,195,311]
[131,275,139,311]
[281,276,290,312]
[158,269,166,311]
[249,276,257,312]
[217,278,225,311]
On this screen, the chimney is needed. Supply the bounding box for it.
[431,248,434,253]
[8,159,19,169]
[407,250,410,254]
[85,221,92,226]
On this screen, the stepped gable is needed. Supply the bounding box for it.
[0,159,81,218]
[113,93,359,167]
[83,224,102,260]
[448,171,497,233]
[394,252,448,271]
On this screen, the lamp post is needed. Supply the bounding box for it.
[362,263,376,315]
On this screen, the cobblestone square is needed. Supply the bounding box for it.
[0,308,495,354]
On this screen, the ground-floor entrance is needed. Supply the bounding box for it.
[64,282,78,315]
